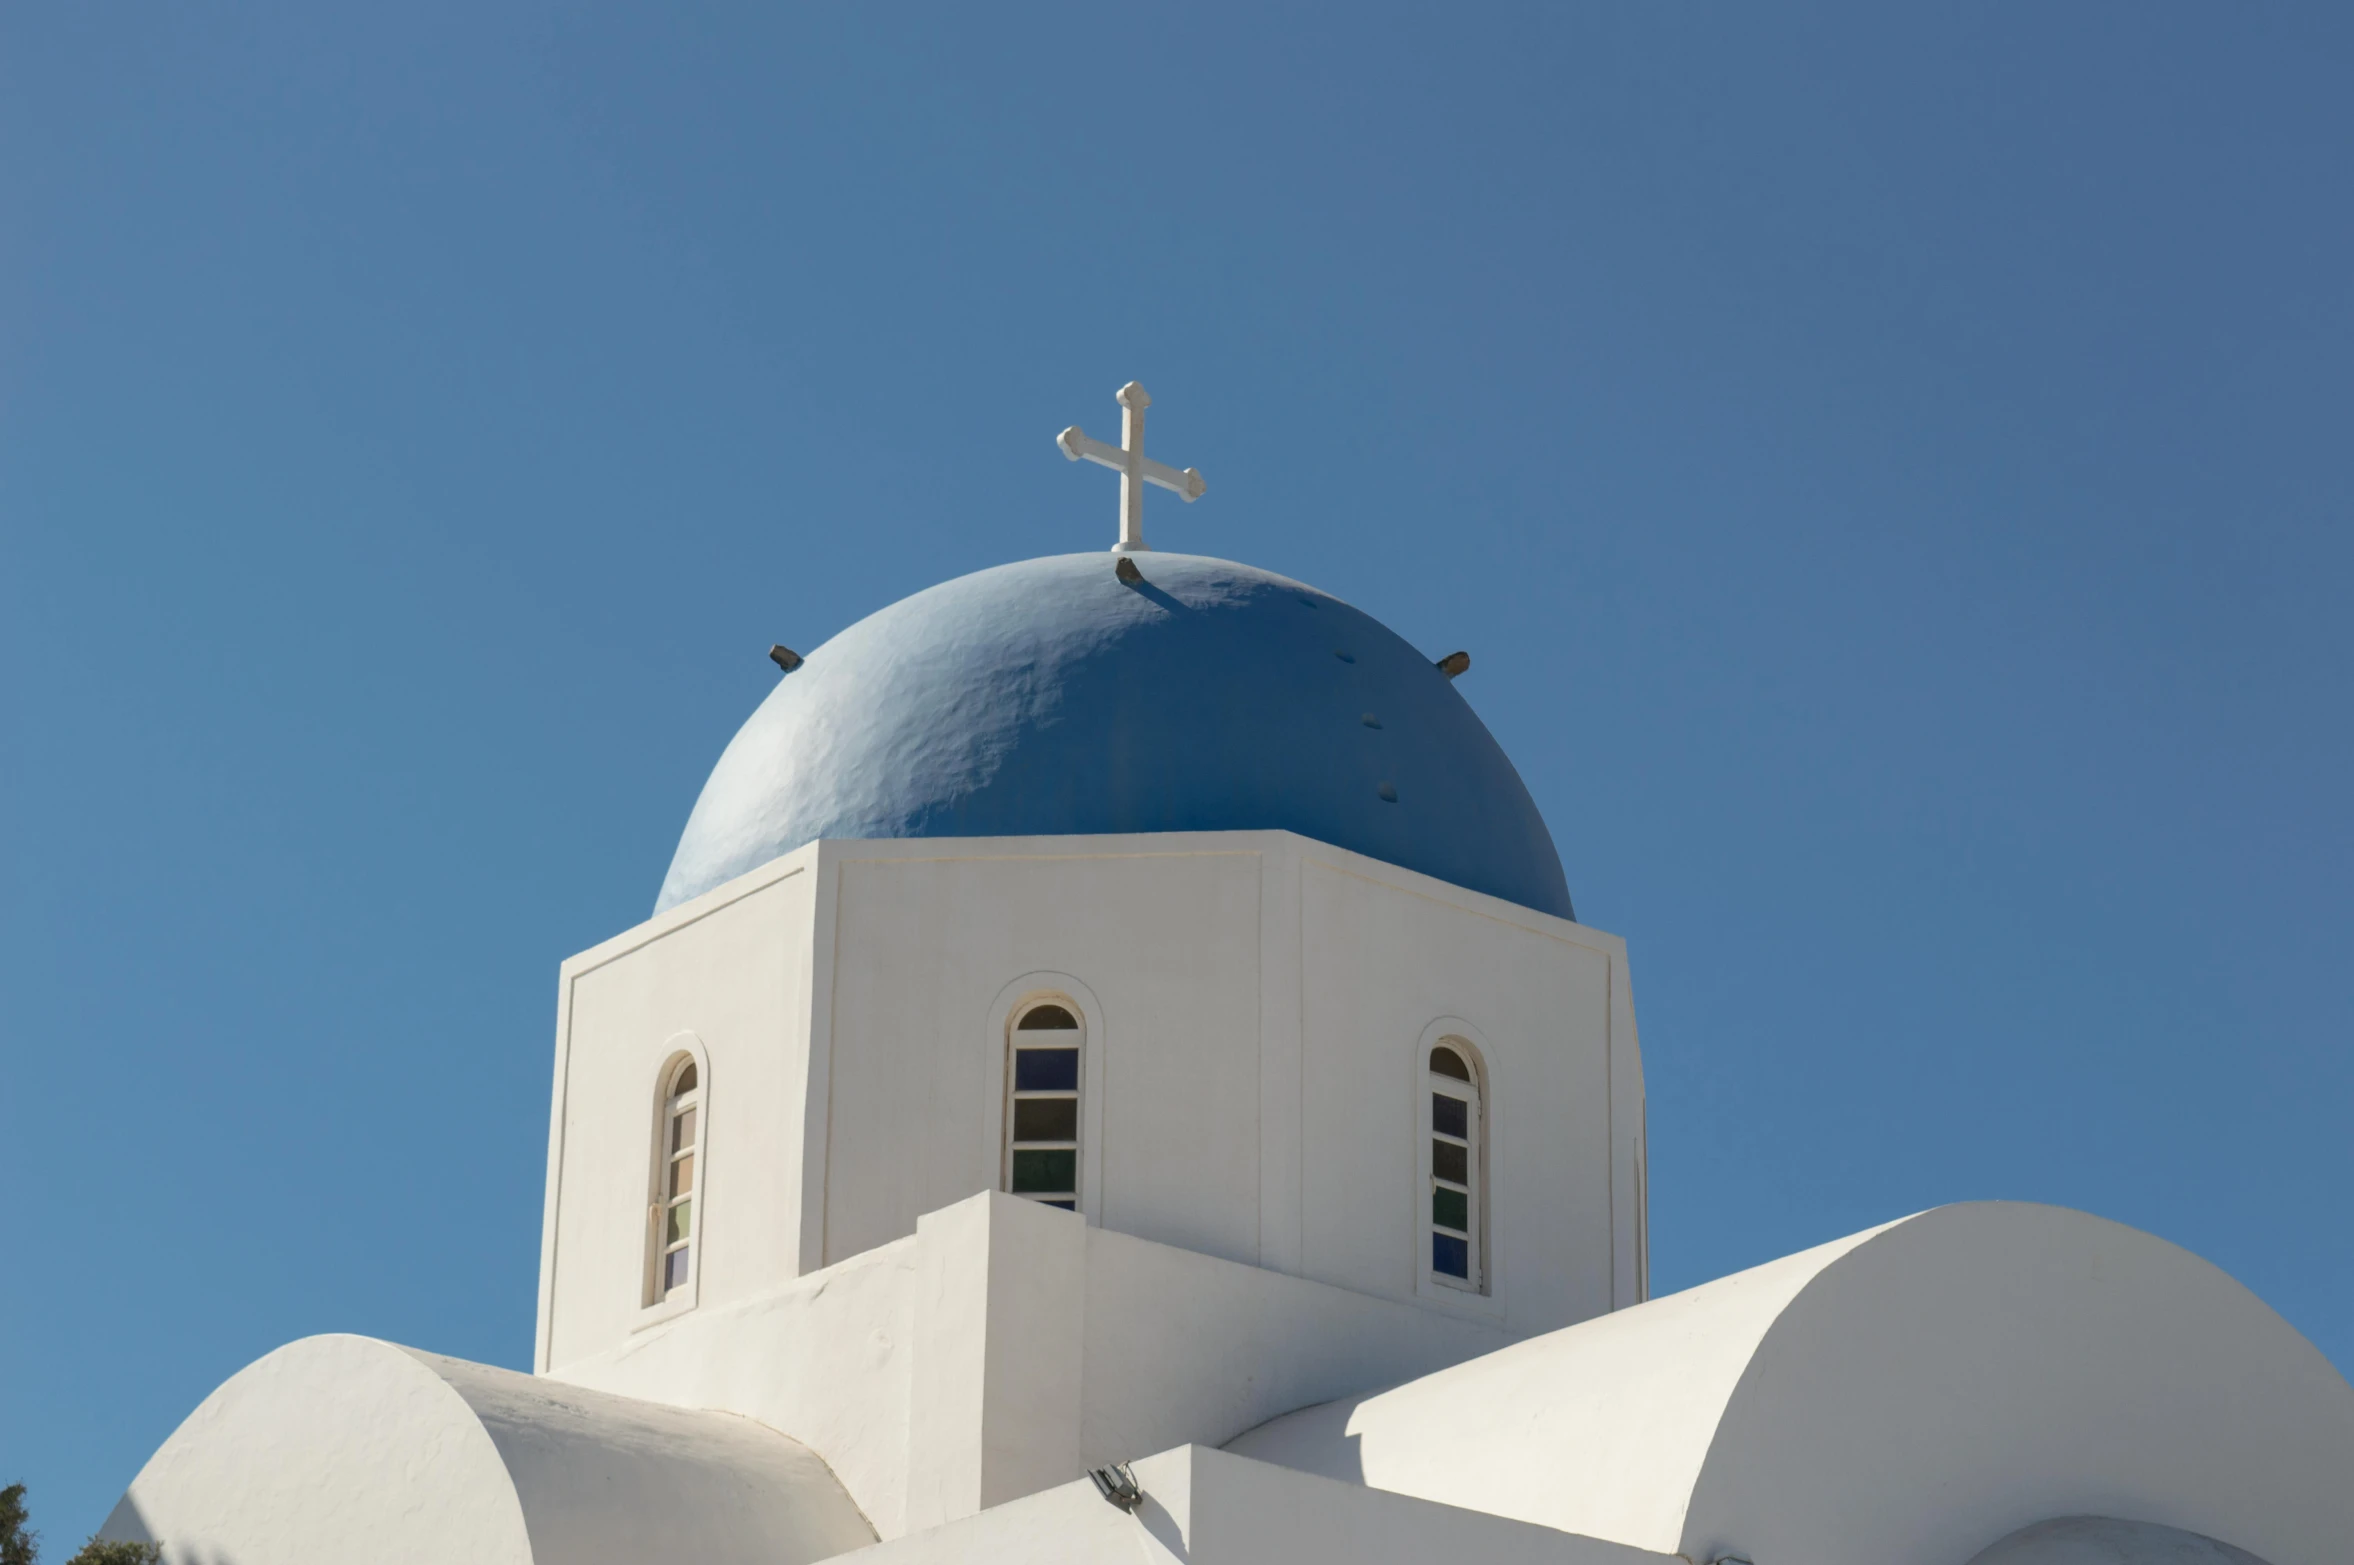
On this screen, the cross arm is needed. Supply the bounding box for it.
[1056,426,1207,501]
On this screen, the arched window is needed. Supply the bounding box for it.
[649,1056,701,1303]
[1428,1042,1482,1290]
[1005,1002,1082,1211]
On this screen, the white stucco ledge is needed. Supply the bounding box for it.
[95,1333,876,1565]
[1227,1201,2354,1565]
[835,1443,1678,1565]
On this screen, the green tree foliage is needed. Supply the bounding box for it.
[2,1484,38,1565]
[0,1485,162,1565]
[63,1543,161,1565]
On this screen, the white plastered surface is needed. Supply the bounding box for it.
[1231,1203,2354,1565]
[101,1333,873,1565]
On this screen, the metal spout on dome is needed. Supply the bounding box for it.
[1057,381,1206,553]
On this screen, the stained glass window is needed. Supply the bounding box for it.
[1007,1001,1082,1211]
[1429,1041,1481,1289]
[652,1055,701,1304]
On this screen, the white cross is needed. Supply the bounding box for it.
[1057,381,1206,553]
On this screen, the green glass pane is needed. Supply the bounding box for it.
[668,1200,692,1244]
[1432,1186,1469,1232]
[1011,1148,1077,1194]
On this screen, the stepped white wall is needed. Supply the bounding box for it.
[537,830,1647,1380]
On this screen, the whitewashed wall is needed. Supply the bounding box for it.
[836,1444,1680,1565]
[538,830,1646,1380]
[538,862,821,1370]
[822,844,1266,1266]
[551,1190,1518,1538]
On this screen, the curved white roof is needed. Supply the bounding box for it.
[1229,1203,2354,1565]
[96,1334,875,1564]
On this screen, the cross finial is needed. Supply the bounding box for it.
[1057,381,1206,552]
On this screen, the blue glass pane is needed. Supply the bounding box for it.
[665,1246,691,1291]
[1433,1233,1469,1279]
[1015,1048,1080,1092]
[1041,1199,1077,1211]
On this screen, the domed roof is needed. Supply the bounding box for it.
[656,552,1573,920]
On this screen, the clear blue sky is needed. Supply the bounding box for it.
[5,3,2349,1538]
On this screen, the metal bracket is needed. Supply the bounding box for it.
[1088,1462,1143,1513]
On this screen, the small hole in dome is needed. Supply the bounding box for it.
[1362,713,1383,729]
[1334,650,1356,664]
[1377,782,1399,802]
[1297,595,1319,609]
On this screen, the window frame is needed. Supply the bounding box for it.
[1427,1042,1483,1292]
[638,1038,710,1325]
[1003,998,1086,1211]
[985,975,1104,1225]
[1414,1020,1500,1308]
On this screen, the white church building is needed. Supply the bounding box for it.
[101,389,2354,1565]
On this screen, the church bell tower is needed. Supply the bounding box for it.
[530,385,1647,1535]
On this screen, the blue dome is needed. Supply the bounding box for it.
[656,553,1574,921]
